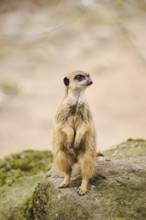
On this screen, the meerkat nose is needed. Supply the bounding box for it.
[87,79,93,85]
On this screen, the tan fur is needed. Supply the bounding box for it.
[52,70,97,195]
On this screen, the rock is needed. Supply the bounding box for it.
[32,139,146,220]
[0,140,146,220]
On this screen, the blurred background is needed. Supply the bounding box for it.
[0,0,146,157]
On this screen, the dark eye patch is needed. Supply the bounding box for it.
[74,74,85,81]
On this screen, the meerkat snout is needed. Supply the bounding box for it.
[87,79,93,86]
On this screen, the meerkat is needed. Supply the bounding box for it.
[52,70,97,195]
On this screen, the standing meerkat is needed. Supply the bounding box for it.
[52,70,97,195]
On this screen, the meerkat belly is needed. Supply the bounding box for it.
[68,111,85,131]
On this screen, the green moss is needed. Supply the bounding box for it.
[17,197,34,220]
[0,150,53,187]
[127,138,146,142]
[112,218,126,220]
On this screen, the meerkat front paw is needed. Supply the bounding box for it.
[73,142,80,149]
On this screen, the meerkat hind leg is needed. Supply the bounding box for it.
[55,150,73,188]
[78,155,95,196]
[56,154,73,188]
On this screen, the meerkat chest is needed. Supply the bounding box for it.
[56,98,91,124]
[68,102,90,123]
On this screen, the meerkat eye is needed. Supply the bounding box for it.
[74,74,85,81]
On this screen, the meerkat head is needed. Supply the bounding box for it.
[63,70,93,92]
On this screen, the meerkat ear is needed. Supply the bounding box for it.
[63,77,70,86]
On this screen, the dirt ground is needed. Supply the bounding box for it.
[0,0,146,157]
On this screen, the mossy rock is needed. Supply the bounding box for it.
[104,139,146,159]
[0,140,146,220]
[0,150,53,220]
